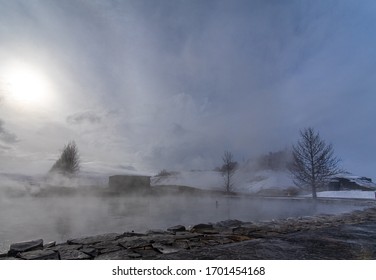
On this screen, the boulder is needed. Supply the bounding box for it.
[8,239,43,257]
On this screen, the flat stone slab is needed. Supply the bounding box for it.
[18,249,59,260]
[53,244,83,251]
[59,249,91,260]
[99,246,123,254]
[81,247,99,257]
[152,243,181,254]
[94,250,134,260]
[68,233,121,245]
[118,237,152,249]
[8,239,44,257]
[173,232,203,240]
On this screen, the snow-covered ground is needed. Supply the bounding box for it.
[2,168,376,200]
[152,170,296,194]
[314,190,376,199]
[152,170,376,200]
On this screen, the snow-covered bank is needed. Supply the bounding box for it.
[152,170,376,199]
[314,190,376,200]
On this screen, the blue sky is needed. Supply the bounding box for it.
[0,0,375,177]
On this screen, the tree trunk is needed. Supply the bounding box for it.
[312,183,317,199]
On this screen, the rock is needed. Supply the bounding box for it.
[18,249,59,260]
[173,232,203,240]
[92,240,118,249]
[59,249,91,260]
[191,223,219,234]
[44,241,56,248]
[133,248,160,259]
[8,239,44,257]
[152,243,181,254]
[0,257,21,260]
[227,235,251,242]
[53,244,83,251]
[81,247,99,257]
[118,237,152,249]
[68,233,120,245]
[94,250,134,260]
[99,246,123,254]
[167,225,186,233]
[173,240,191,249]
[215,220,244,228]
[120,231,146,237]
[146,229,170,235]
[191,223,213,232]
[127,252,142,258]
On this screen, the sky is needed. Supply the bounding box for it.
[0,0,375,178]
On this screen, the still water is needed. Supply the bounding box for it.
[0,193,365,252]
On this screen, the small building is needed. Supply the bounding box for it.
[108,175,151,193]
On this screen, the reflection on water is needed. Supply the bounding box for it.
[0,193,365,252]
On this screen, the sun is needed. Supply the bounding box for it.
[1,61,53,109]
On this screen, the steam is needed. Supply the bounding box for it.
[0,175,365,253]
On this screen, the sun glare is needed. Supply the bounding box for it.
[2,61,53,109]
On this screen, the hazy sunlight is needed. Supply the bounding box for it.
[1,61,53,110]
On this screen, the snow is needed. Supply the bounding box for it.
[152,169,376,200]
[235,170,294,194]
[151,169,295,193]
[314,190,376,199]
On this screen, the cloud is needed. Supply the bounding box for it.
[66,111,101,125]
[0,119,18,144]
[0,0,375,178]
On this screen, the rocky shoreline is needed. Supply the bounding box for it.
[1,205,376,260]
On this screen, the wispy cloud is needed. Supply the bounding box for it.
[66,111,101,125]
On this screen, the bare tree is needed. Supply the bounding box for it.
[221,151,237,193]
[50,141,80,176]
[289,127,342,199]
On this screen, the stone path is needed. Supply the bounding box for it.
[1,206,376,260]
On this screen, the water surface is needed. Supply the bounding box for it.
[0,193,365,252]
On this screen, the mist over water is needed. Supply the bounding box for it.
[0,187,365,252]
